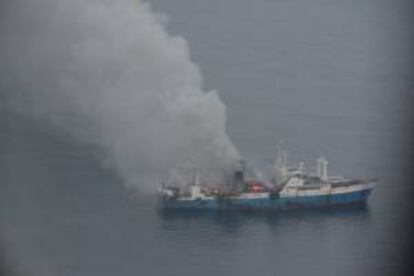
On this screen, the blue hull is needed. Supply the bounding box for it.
[159,188,373,211]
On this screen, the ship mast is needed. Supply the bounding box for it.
[188,164,200,186]
[274,141,288,183]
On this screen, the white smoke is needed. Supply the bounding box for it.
[0,0,239,190]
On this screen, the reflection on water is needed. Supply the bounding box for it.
[153,203,376,276]
[158,204,370,228]
[158,204,371,242]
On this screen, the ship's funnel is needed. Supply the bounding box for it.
[233,159,245,186]
[233,170,244,184]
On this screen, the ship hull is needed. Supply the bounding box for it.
[158,186,374,211]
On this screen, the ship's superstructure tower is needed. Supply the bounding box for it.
[272,142,312,185]
[316,156,328,180]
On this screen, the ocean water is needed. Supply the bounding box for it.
[1,0,412,275]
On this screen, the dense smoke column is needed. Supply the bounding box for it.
[0,0,240,190]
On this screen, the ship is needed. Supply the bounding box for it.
[157,145,377,211]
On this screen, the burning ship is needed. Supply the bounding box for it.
[157,145,377,210]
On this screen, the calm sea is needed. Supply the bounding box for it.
[1,0,412,275]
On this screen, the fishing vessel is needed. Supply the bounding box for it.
[157,145,377,211]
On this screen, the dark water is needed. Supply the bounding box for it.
[1,0,412,275]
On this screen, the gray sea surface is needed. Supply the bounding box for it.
[1,0,412,275]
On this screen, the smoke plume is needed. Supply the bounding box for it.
[0,0,239,190]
